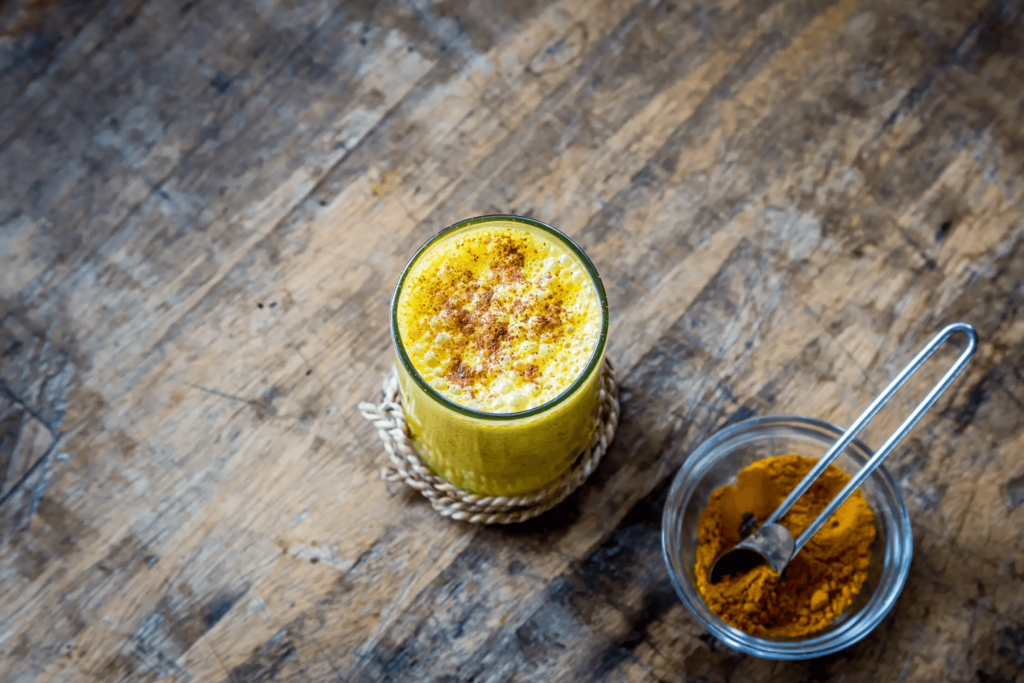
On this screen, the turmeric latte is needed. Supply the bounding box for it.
[396,226,601,413]
[696,454,875,638]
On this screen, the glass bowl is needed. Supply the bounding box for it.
[661,415,913,659]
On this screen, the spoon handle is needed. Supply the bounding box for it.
[763,322,978,554]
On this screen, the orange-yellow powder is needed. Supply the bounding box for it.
[695,454,875,637]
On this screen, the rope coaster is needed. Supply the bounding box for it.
[358,358,620,524]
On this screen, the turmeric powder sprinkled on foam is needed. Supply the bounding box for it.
[695,454,875,637]
[396,227,602,413]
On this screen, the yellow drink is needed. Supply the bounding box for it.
[391,215,608,496]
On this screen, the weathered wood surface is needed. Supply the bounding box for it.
[1,0,1023,680]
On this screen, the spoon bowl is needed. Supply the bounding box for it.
[708,522,794,583]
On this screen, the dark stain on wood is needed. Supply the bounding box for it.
[205,591,243,629]
[33,495,90,558]
[1004,472,1024,510]
[209,71,233,94]
[94,533,147,576]
[111,429,137,460]
[972,621,1024,682]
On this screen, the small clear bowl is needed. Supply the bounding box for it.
[661,415,913,659]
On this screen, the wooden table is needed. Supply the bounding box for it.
[2,0,1023,680]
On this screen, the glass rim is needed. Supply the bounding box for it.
[661,414,913,659]
[390,214,609,421]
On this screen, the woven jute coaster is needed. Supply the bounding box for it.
[358,358,620,524]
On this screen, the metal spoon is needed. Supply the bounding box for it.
[708,322,978,584]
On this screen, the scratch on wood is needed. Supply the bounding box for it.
[189,384,267,408]
[1006,472,1024,509]
[0,439,57,511]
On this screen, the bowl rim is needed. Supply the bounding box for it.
[661,414,913,659]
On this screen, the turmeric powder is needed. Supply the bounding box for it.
[695,454,875,637]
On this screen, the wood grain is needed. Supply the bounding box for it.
[2,0,1023,680]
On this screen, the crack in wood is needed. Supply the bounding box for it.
[188,384,269,410]
[0,440,56,511]
[0,379,58,437]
